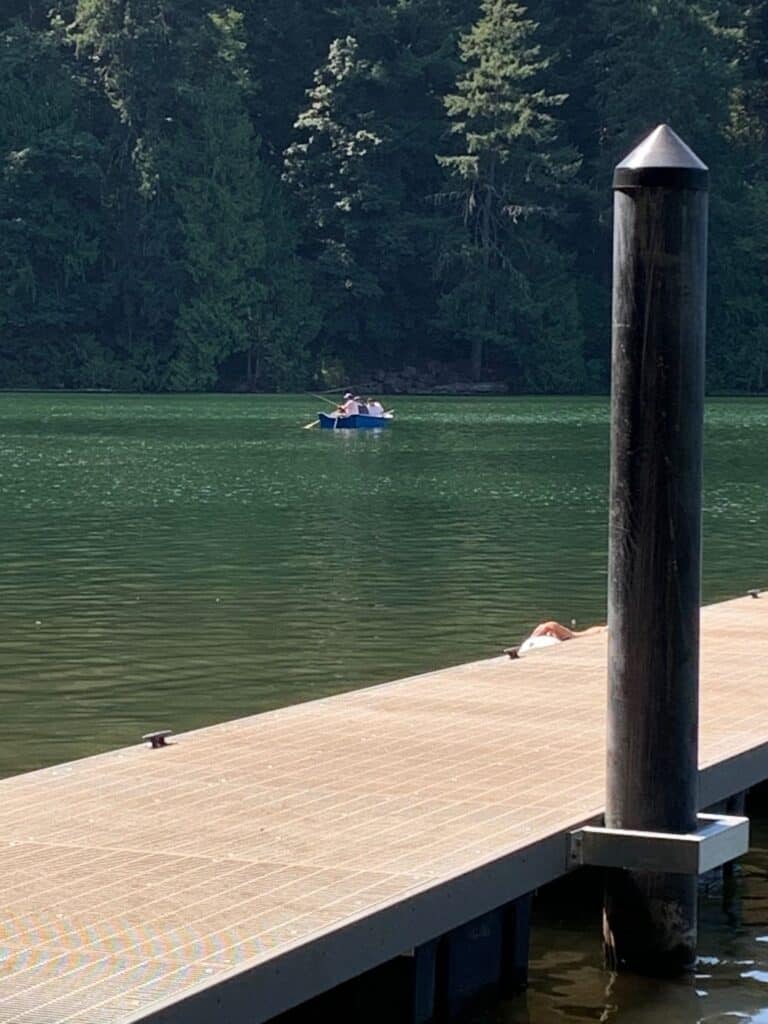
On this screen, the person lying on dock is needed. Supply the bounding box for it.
[505,620,606,658]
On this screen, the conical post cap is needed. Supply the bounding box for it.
[614,125,708,190]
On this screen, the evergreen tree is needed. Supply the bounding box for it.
[241,0,339,164]
[0,21,110,387]
[527,0,608,387]
[742,0,768,137]
[70,0,194,387]
[71,1,281,390]
[589,0,739,171]
[244,171,319,390]
[0,0,54,30]
[729,1,768,390]
[590,0,768,392]
[1,0,766,394]
[285,0,469,379]
[438,0,585,386]
[167,9,268,390]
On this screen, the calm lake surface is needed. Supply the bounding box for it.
[1,392,767,1022]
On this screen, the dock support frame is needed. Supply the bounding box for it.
[411,893,533,1023]
[569,813,749,875]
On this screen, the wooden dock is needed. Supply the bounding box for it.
[0,594,766,1023]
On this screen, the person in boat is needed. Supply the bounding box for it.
[367,398,385,417]
[337,393,359,417]
[355,395,368,415]
[506,620,606,658]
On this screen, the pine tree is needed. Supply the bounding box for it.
[526,0,608,386]
[589,0,739,172]
[438,0,585,386]
[3,0,766,394]
[0,21,110,387]
[241,0,339,164]
[70,0,196,387]
[167,9,268,390]
[590,0,768,392]
[284,0,470,379]
[728,1,768,391]
[742,0,768,138]
[0,0,54,30]
[70,1,279,390]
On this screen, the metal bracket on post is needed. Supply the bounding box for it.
[568,813,749,875]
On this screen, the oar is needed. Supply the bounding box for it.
[312,394,343,407]
[302,419,319,429]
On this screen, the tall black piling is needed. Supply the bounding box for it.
[604,124,709,974]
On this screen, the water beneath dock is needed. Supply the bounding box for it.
[1,392,767,1022]
[521,817,768,1024]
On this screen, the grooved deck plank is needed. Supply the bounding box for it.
[0,595,766,1022]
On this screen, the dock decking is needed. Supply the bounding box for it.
[0,595,767,1023]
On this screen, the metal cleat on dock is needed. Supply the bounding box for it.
[142,729,173,749]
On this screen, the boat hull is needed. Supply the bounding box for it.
[318,413,391,430]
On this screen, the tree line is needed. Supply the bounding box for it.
[1,0,766,393]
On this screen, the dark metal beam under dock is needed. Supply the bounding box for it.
[0,594,766,1023]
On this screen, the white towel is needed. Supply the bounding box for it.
[518,633,562,655]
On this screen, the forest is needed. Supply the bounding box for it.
[0,0,766,393]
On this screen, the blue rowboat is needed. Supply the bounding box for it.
[318,412,392,430]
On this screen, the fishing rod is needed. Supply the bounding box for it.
[302,392,342,428]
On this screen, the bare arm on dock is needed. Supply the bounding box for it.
[530,620,606,641]
[505,620,606,658]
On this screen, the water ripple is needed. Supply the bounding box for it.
[0,393,766,776]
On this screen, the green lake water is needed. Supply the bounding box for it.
[1,391,767,1022]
